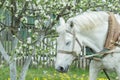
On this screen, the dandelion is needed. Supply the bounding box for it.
[73,74,77,78]
[97,78,108,80]
[8,78,10,80]
[82,74,85,77]
[54,73,56,76]
[42,78,47,80]
[34,77,39,80]
[80,77,84,80]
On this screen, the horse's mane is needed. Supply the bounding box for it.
[67,11,109,32]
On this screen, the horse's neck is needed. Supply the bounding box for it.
[78,24,109,52]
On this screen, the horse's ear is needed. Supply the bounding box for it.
[70,21,74,28]
[59,17,65,25]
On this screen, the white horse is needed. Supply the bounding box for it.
[55,11,120,80]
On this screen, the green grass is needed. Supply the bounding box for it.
[0,66,117,80]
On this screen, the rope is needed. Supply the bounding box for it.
[103,69,111,80]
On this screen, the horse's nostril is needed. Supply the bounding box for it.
[56,66,65,72]
[56,66,69,73]
[59,66,64,71]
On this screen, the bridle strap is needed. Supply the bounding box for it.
[57,30,83,57]
[72,30,76,51]
[75,37,84,51]
[66,30,83,50]
[58,50,77,57]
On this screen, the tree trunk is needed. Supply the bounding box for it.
[9,37,18,80]
[0,41,10,63]
[0,37,18,80]
[19,47,36,80]
[9,60,17,80]
[0,41,17,80]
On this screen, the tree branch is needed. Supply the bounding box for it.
[44,4,71,36]
[56,4,71,20]
[15,1,29,23]
[0,0,5,8]
[11,1,29,34]
[0,21,9,27]
[0,27,5,32]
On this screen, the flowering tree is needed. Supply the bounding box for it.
[0,0,120,80]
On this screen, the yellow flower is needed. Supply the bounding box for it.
[34,77,39,80]
[80,77,84,80]
[97,78,108,80]
[8,78,10,80]
[73,74,77,78]
[60,77,64,80]
[54,73,56,76]
[82,74,85,77]
[42,78,47,80]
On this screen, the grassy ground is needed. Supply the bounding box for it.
[0,66,117,80]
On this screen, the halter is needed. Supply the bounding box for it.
[57,30,83,58]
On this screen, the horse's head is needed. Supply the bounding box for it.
[55,18,82,73]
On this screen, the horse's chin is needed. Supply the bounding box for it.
[57,69,68,73]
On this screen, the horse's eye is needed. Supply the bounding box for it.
[66,41,71,46]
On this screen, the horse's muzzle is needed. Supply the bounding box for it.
[55,65,69,73]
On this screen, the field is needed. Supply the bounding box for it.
[0,66,117,80]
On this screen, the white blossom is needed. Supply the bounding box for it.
[35,11,39,15]
[35,32,38,35]
[10,4,14,8]
[15,14,18,17]
[27,37,32,44]
[102,0,106,2]
[12,35,16,38]
[38,5,43,9]
[0,2,2,5]
[25,11,29,15]
[16,49,20,53]
[61,0,67,6]
[36,0,40,4]
[108,4,113,7]
[46,15,50,19]
[20,17,28,23]
[29,46,33,50]
[36,43,39,47]
[19,46,22,50]
[18,28,20,31]
[5,1,9,6]
[14,57,17,61]
[28,29,32,33]
[26,0,32,1]
[23,44,27,47]
[19,40,22,44]
[45,0,48,2]
[34,20,39,26]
